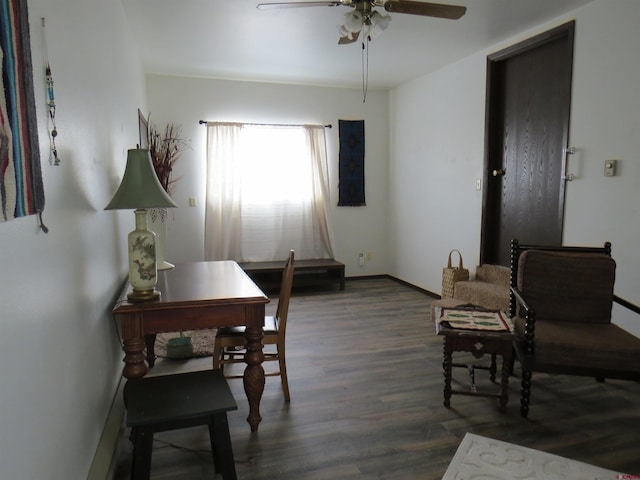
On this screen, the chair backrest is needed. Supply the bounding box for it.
[510,239,615,323]
[275,250,295,335]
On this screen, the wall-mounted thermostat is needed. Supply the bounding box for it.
[604,159,617,176]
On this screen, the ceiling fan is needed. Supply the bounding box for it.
[256,1,466,44]
[257,1,466,102]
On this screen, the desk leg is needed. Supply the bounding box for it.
[144,334,158,368]
[120,313,147,379]
[443,338,453,407]
[244,305,265,432]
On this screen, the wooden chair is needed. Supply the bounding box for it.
[213,249,295,401]
[509,239,640,418]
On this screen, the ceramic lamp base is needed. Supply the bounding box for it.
[127,288,160,303]
[127,209,159,302]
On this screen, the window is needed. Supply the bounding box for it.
[204,122,334,262]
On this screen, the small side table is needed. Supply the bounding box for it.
[434,304,514,412]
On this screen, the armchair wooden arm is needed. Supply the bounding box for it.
[510,285,535,358]
[614,295,640,315]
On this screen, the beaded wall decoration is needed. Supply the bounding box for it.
[42,18,59,166]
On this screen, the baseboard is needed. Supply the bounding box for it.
[87,378,126,480]
[347,274,440,298]
[387,275,440,298]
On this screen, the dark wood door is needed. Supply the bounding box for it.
[481,22,575,266]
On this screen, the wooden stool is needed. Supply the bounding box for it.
[124,369,238,480]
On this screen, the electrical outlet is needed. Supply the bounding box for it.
[358,252,365,266]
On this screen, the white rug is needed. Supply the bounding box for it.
[443,433,624,480]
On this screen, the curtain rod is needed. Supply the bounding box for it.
[199,120,332,128]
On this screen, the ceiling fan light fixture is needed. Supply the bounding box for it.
[342,10,364,33]
[368,24,384,39]
[369,10,391,32]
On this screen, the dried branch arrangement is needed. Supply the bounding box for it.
[147,117,189,196]
[146,116,189,222]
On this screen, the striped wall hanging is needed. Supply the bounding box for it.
[1,0,46,226]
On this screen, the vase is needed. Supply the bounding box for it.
[149,208,174,270]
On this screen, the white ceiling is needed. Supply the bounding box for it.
[121,0,593,90]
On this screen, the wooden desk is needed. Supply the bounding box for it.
[113,261,270,432]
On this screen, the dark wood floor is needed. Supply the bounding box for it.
[113,277,640,479]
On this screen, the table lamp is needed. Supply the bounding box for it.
[105,148,178,302]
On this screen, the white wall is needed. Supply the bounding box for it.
[564,0,640,333]
[389,55,487,290]
[390,0,640,335]
[145,75,390,277]
[0,0,144,478]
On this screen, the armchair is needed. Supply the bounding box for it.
[509,239,640,418]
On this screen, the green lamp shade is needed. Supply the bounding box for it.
[105,148,178,210]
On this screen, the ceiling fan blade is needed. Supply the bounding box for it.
[257,1,344,9]
[383,1,466,19]
[338,30,360,45]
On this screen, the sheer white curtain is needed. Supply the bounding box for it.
[204,122,335,262]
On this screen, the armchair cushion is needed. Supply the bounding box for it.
[517,250,616,324]
[513,317,640,372]
[476,264,510,285]
[453,264,510,312]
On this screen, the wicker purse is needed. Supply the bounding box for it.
[442,249,469,299]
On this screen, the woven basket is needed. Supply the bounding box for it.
[442,249,469,299]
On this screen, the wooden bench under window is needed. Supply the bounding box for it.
[239,258,345,292]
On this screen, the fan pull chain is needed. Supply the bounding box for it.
[361,32,370,103]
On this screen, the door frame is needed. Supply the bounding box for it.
[480,22,575,265]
